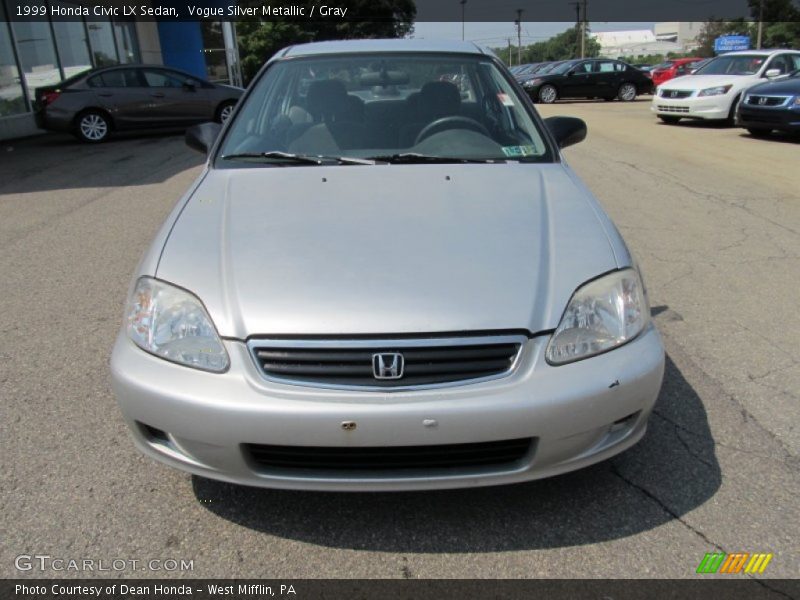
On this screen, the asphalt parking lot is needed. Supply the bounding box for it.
[1,99,798,584]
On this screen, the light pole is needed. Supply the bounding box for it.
[460,0,467,41]
[515,9,523,66]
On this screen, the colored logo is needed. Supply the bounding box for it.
[696,552,773,574]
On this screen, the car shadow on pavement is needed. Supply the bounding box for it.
[0,131,203,194]
[192,353,721,552]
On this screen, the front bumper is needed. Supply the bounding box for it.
[651,93,733,120]
[737,105,800,132]
[110,326,665,491]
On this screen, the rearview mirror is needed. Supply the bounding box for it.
[764,68,781,79]
[185,122,221,155]
[544,116,587,149]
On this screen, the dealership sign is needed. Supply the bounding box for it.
[714,35,751,53]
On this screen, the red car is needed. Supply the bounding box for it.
[650,58,704,87]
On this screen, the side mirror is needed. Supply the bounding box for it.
[566,70,575,76]
[544,116,587,149]
[764,68,781,79]
[183,82,197,91]
[185,122,221,155]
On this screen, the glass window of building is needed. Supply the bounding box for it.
[201,22,228,83]
[51,3,92,79]
[6,10,61,102]
[0,5,27,116]
[113,21,140,64]
[86,19,118,67]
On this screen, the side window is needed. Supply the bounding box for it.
[766,55,789,75]
[791,55,800,71]
[142,69,187,88]
[614,62,627,72]
[573,62,592,74]
[89,70,138,88]
[596,61,616,73]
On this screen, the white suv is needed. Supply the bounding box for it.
[652,49,800,124]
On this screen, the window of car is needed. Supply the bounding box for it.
[595,61,625,73]
[789,54,800,71]
[766,54,793,75]
[571,61,593,74]
[142,69,193,88]
[694,54,766,76]
[87,69,140,88]
[218,53,553,165]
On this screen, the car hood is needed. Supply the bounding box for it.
[660,74,756,90]
[156,164,623,338]
[745,76,800,96]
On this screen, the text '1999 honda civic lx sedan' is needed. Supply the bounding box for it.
[110,39,665,491]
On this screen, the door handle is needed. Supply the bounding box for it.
[97,92,112,97]
[150,92,165,98]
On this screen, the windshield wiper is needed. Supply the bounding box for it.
[220,151,325,165]
[220,152,377,166]
[366,153,502,164]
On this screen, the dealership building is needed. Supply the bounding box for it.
[0,1,241,140]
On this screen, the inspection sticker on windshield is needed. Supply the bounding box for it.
[497,93,515,106]
[502,145,537,158]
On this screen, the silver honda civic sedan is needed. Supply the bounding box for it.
[111,39,665,491]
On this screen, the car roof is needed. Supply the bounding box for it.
[721,49,800,56]
[276,38,491,59]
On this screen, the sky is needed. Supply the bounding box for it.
[410,21,657,50]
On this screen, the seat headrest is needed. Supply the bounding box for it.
[419,81,461,118]
[306,79,349,121]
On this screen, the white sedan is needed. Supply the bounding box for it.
[652,49,800,124]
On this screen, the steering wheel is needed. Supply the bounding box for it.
[414,116,491,145]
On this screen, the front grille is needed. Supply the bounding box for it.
[244,438,534,472]
[249,335,524,389]
[660,89,693,99]
[657,105,690,113]
[746,95,788,107]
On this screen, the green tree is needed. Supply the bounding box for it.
[494,25,600,66]
[236,0,416,83]
[695,0,800,56]
[695,19,751,56]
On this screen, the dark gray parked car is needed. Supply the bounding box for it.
[35,65,243,143]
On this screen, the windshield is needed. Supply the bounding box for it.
[218,53,551,165]
[694,54,766,76]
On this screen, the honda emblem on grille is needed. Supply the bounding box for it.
[758,97,768,105]
[670,90,679,98]
[372,353,404,379]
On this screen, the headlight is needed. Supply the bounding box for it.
[126,277,229,372]
[546,269,650,365]
[523,78,542,88]
[793,96,800,106]
[698,84,732,96]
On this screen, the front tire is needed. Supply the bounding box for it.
[725,95,741,125]
[538,84,558,104]
[75,110,110,143]
[617,82,637,102]
[215,101,236,123]
[747,128,772,138]
[659,116,681,124]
